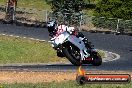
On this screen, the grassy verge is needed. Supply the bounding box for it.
[1,81,132,88]
[0,0,5,5]
[0,0,51,10]
[0,35,68,64]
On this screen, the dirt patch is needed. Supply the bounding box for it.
[0,71,131,84]
[0,71,76,84]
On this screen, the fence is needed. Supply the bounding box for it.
[15,7,49,22]
[0,5,51,23]
[82,15,132,33]
[47,12,132,33]
[0,4,132,33]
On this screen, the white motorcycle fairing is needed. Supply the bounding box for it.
[50,31,89,60]
[50,31,70,47]
[67,35,90,60]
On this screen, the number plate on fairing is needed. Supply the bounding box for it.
[54,31,70,45]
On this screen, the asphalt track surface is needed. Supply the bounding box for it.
[0,23,132,71]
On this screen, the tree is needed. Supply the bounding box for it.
[45,0,95,25]
[94,0,132,20]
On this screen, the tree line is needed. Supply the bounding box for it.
[45,0,132,20]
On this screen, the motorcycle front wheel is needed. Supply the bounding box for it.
[62,44,82,66]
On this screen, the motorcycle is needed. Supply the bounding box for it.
[49,29,102,66]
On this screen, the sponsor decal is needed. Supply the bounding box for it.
[76,66,131,85]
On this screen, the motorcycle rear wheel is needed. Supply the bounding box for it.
[92,52,102,66]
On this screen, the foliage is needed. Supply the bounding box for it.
[92,0,132,31]
[92,17,117,30]
[92,17,132,31]
[45,0,95,25]
[94,0,132,20]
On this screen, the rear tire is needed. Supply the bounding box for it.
[92,53,102,66]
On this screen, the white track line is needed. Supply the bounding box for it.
[0,33,47,42]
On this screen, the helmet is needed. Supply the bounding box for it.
[47,20,57,36]
[47,20,57,27]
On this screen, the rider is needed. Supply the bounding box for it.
[47,20,90,48]
[47,19,57,37]
[47,20,74,37]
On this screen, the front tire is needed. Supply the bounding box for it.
[62,45,81,66]
[57,51,65,57]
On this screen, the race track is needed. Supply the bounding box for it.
[0,23,132,71]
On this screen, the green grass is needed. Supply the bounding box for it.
[1,81,132,88]
[0,35,67,64]
[0,0,5,5]
[0,0,51,10]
